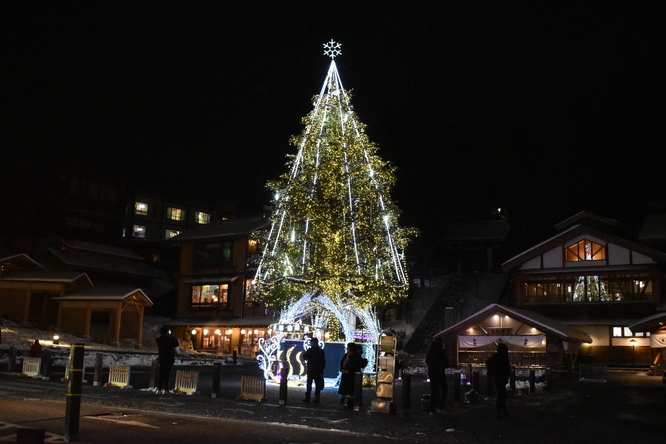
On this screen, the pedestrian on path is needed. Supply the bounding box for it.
[426,337,448,415]
[303,337,326,403]
[155,326,180,394]
[487,342,511,418]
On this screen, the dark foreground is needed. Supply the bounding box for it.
[0,367,664,444]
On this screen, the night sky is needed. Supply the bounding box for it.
[2,1,664,246]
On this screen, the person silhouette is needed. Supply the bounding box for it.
[487,342,511,418]
[303,338,326,403]
[155,326,180,394]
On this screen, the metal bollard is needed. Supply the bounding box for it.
[529,369,536,394]
[64,343,85,442]
[8,346,17,373]
[212,362,221,398]
[510,366,516,393]
[149,358,158,390]
[279,367,288,405]
[41,349,52,378]
[402,373,411,412]
[353,372,362,411]
[94,353,104,386]
[454,373,462,403]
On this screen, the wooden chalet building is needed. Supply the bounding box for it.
[435,211,666,369]
[0,254,152,347]
[167,216,275,355]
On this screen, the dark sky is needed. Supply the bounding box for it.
[2,1,664,243]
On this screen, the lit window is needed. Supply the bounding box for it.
[566,239,606,262]
[133,225,146,238]
[167,207,185,221]
[191,284,228,306]
[165,229,181,239]
[248,239,258,253]
[135,202,148,216]
[245,279,254,302]
[196,212,211,224]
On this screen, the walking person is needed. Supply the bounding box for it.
[303,337,326,403]
[487,342,511,418]
[155,326,180,394]
[426,337,449,415]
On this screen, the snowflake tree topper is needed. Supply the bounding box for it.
[323,39,342,59]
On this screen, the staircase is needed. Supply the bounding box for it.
[403,273,507,356]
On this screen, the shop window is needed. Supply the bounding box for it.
[191,284,228,306]
[244,279,255,305]
[135,202,148,216]
[167,207,185,221]
[566,239,606,262]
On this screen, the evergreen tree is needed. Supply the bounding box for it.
[254,42,414,313]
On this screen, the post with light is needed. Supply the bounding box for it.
[630,339,636,366]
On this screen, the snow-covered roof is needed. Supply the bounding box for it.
[169,216,268,243]
[57,238,144,260]
[434,303,592,343]
[0,270,93,286]
[0,254,44,271]
[183,275,240,285]
[628,312,666,332]
[53,285,152,305]
[48,247,164,279]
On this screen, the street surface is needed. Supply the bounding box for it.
[0,368,664,443]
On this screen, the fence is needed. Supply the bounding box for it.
[105,365,132,388]
[19,357,42,378]
[237,375,266,402]
[579,363,607,383]
[173,370,198,395]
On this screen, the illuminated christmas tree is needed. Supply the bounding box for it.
[253,41,413,367]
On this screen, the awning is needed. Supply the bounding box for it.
[184,275,240,285]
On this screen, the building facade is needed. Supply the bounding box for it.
[167,216,276,355]
[435,211,666,369]
[501,211,666,367]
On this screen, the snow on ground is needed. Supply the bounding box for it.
[0,317,237,368]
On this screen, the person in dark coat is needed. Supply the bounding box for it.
[487,342,511,418]
[338,342,367,408]
[155,326,180,394]
[303,337,326,403]
[425,337,449,415]
[30,339,43,357]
